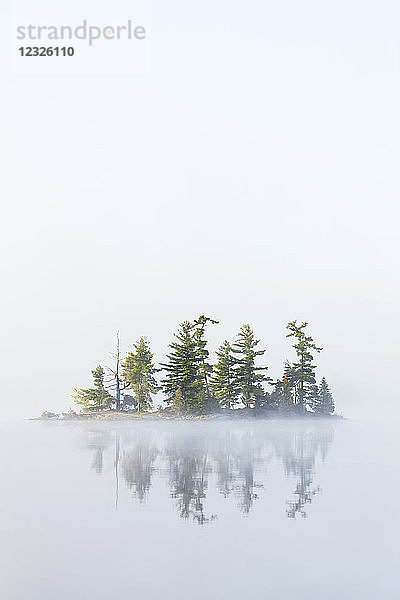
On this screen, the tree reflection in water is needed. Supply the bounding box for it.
[166,432,215,524]
[274,426,334,518]
[85,429,113,474]
[84,421,335,523]
[122,433,158,503]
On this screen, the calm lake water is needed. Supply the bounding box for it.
[0,417,399,599]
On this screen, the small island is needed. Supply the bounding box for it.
[39,318,338,421]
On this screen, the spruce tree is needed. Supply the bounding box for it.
[286,321,322,411]
[232,324,269,408]
[318,377,335,414]
[73,366,114,411]
[171,387,184,414]
[122,337,159,412]
[281,374,294,412]
[211,340,239,409]
[272,362,295,412]
[306,383,321,413]
[161,321,205,414]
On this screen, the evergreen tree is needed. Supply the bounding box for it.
[232,324,269,408]
[73,365,114,411]
[312,377,335,414]
[121,394,138,411]
[193,315,219,408]
[280,374,295,412]
[284,361,301,405]
[306,383,321,413]
[211,340,239,409]
[272,362,295,412]
[320,378,335,414]
[286,321,322,411]
[171,387,184,414]
[161,321,205,414]
[122,337,159,412]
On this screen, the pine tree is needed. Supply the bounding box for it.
[286,321,322,411]
[193,315,219,408]
[161,321,205,414]
[211,340,239,409]
[232,324,269,408]
[73,366,114,411]
[122,337,159,412]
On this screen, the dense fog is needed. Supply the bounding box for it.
[1,418,399,599]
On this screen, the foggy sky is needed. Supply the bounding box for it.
[1,0,399,418]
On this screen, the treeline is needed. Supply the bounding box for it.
[73,317,335,416]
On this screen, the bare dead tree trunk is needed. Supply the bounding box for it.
[107,332,128,411]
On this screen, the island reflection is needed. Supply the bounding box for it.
[83,421,335,524]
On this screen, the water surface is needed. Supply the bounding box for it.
[0,418,398,599]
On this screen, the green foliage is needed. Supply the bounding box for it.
[286,321,322,411]
[281,374,295,412]
[319,377,335,414]
[161,321,206,414]
[211,340,239,409]
[306,383,321,413]
[122,337,159,412]
[193,315,219,408]
[310,377,335,414]
[232,324,269,408]
[171,388,184,413]
[121,394,138,411]
[271,362,295,412]
[73,365,114,411]
[72,319,336,418]
[161,316,218,414]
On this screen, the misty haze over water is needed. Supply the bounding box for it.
[1,418,399,599]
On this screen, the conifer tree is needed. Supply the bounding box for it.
[122,337,159,412]
[193,315,219,406]
[284,361,301,405]
[232,324,269,408]
[121,394,137,411]
[272,362,295,412]
[306,383,321,413]
[280,374,295,412]
[171,387,184,414]
[73,366,114,411]
[286,321,322,411]
[211,340,239,409]
[315,377,335,414]
[161,321,205,414]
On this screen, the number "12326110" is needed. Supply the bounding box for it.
[19,47,75,57]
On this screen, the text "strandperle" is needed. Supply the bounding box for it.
[16,20,146,46]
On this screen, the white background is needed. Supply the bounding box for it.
[0,0,399,418]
